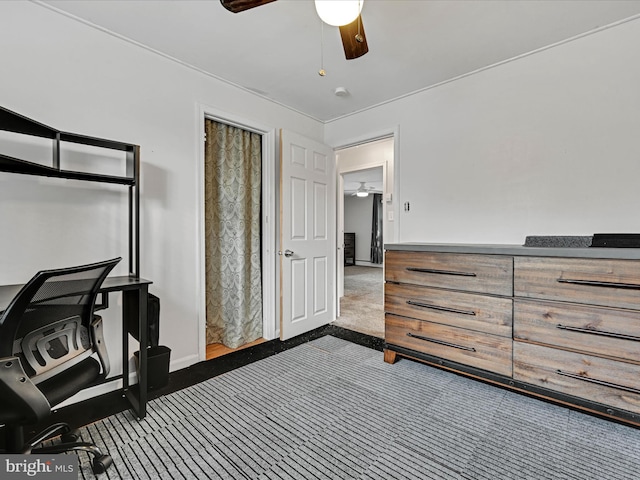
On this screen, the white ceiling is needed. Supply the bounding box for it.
[40,0,640,122]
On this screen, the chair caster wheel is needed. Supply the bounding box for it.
[92,455,113,474]
[61,428,81,442]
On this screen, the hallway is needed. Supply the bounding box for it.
[332,265,384,338]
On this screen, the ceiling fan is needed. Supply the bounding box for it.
[351,182,377,197]
[220,0,369,60]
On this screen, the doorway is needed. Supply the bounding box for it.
[334,136,394,338]
[335,167,384,338]
[203,119,263,357]
[197,108,277,362]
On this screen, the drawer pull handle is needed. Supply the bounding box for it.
[556,324,640,342]
[406,332,476,352]
[407,267,476,277]
[407,300,476,316]
[556,370,640,395]
[557,278,640,290]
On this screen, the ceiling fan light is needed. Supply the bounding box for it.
[315,0,363,27]
[356,191,369,197]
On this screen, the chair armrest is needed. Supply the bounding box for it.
[0,356,51,423]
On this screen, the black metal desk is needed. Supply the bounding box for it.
[0,275,152,419]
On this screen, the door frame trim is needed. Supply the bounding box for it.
[196,104,277,361]
[332,126,400,243]
[333,127,399,317]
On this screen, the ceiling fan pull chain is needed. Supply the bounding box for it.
[319,20,326,76]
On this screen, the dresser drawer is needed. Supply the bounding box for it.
[514,342,640,415]
[385,251,513,296]
[514,299,640,363]
[385,283,512,337]
[514,257,640,310]
[385,314,512,376]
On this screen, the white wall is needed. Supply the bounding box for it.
[0,1,324,396]
[344,195,374,263]
[326,18,640,245]
[5,2,640,402]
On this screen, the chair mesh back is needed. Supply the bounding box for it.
[17,268,110,338]
[1,259,121,381]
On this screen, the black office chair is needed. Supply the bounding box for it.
[0,257,121,474]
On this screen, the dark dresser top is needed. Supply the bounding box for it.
[384,243,640,260]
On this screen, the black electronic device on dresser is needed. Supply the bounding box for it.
[344,233,356,266]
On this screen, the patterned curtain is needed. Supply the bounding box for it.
[204,119,263,349]
[370,193,383,264]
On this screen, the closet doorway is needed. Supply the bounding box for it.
[199,113,277,361]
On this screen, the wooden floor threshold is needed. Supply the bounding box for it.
[206,337,266,360]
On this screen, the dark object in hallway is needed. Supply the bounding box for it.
[344,232,356,266]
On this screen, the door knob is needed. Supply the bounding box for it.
[278,249,295,257]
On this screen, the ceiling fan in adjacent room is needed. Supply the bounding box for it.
[351,182,378,197]
[220,0,369,60]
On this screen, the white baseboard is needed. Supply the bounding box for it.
[354,261,383,268]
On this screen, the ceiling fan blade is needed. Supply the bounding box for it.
[220,0,277,13]
[339,15,369,60]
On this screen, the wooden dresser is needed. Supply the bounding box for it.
[384,244,640,426]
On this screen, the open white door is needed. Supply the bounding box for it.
[280,129,335,340]
[337,174,345,317]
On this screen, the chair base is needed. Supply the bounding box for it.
[3,422,112,474]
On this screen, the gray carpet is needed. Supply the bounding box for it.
[333,266,384,338]
[74,337,639,479]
